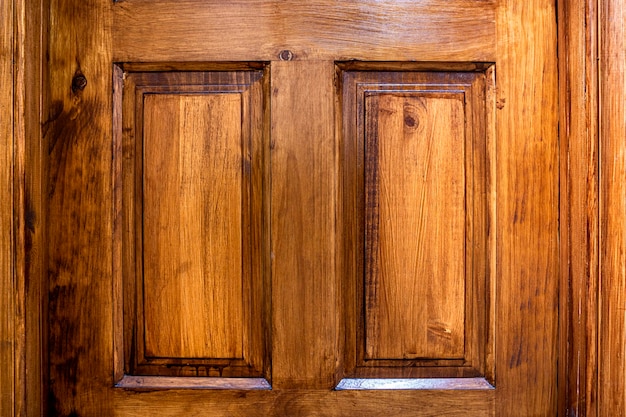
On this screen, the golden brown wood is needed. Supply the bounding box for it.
[113,0,496,63]
[599,0,626,415]
[0,0,15,413]
[558,0,599,415]
[12,0,45,415]
[270,60,339,389]
[45,0,114,414]
[341,70,493,381]
[142,93,245,360]
[495,0,559,415]
[39,0,558,414]
[364,92,466,361]
[116,70,269,379]
[111,389,495,417]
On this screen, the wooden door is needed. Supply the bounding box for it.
[43,0,558,415]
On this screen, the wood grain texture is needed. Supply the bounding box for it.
[364,93,466,361]
[599,0,626,415]
[495,0,559,415]
[0,0,15,413]
[558,0,599,415]
[13,0,45,415]
[111,389,495,417]
[341,70,492,380]
[116,70,269,379]
[142,93,245,360]
[270,61,339,389]
[113,0,496,63]
[45,0,114,414]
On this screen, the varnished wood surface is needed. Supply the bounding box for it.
[558,0,599,415]
[34,0,559,415]
[341,70,492,380]
[142,93,245,360]
[0,0,15,414]
[364,92,466,361]
[111,389,495,417]
[117,70,269,379]
[495,0,559,415]
[113,0,496,63]
[270,61,339,389]
[45,0,114,414]
[12,0,45,415]
[599,0,626,415]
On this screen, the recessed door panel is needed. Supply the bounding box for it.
[341,69,494,381]
[115,69,270,382]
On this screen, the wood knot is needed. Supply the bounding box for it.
[71,73,87,93]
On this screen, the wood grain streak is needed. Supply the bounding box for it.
[0,0,15,413]
[599,0,626,415]
[112,389,495,417]
[495,1,559,415]
[113,0,495,62]
[142,93,244,360]
[342,70,492,381]
[13,0,45,415]
[117,71,269,379]
[46,0,113,414]
[365,93,466,360]
[558,0,599,415]
[271,61,338,389]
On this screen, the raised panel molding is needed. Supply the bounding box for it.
[340,67,495,383]
[112,67,271,386]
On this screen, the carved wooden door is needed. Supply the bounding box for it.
[45,0,558,415]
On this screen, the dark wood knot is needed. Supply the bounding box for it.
[71,74,87,93]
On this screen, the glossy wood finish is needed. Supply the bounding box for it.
[0,0,15,413]
[495,1,559,415]
[45,0,114,414]
[143,93,246,360]
[27,0,560,416]
[116,70,269,379]
[341,70,493,381]
[270,61,339,389]
[113,0,496,63]
[599,0,626,415]
[558,0,599,415]
[111,389,495,417]
[12,0,46,415]
[365,92,466,361]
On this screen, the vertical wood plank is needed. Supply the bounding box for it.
[599,0,626,415]
[13,0,45,415]
[558,0,600,415]
[365,93,466,360]
[142,94,244,360]
[45,0,113,414]
[0,0,15,413]
[271,61,338,388]
[496,1,559,415]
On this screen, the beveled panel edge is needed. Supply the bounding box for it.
[338,66,496,382]
[335,378,494,391]
[113,65,271,380]
[115,376,271,390]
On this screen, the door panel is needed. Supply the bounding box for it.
[116,70,269,381]
[45,0,558,415]
[341,69,493,381]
